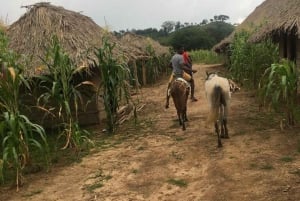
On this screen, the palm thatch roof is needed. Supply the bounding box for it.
[7,2,131,76]
[213,0,300,52]
[119,32,170,59]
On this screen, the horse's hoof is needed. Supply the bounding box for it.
[218,143,223,148]
[220,134,225,138]
[165,104,169,109]
[224,135,229,139]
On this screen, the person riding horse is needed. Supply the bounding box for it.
[165,46,197,109]
[182,48,198,102]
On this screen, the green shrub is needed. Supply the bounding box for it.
[189,49,225,64]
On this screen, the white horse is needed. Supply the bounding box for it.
[204,72,239,147]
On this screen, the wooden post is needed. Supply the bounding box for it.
[142,60,147,85]
[133,60,140,89]
[296,38,300,69]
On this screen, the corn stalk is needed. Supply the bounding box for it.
[36,36,92,151]
[259,59,298,125]
[0,29,48,189]
[94,38,131,133]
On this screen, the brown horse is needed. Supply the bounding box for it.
[170,78,190,130]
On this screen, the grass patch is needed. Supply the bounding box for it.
[280,156,294,163]
[250,159,275,171]
[167,178,188,187]
[297,140,300,153]
[85,169,112,192]
[260,164,274,170]
[171,151,183,160]
[137,146,145,151]
[249,163,258,169]
[174,136,186,141]
[22,189,43,197]
[132,169,138,174]
[86,182,104,192]
[289,169,300,176]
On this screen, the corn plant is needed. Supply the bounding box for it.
[36,36,92,151]
[229,30,279,88]
[0,30,48,188]
[94,38,131,133]
[258,59,298,125]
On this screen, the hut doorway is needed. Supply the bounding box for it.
[281,33,297,62]
[288,34,297,62]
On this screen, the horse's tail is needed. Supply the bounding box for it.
[206,86,223,125]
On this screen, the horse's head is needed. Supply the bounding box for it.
[228,79,240,93]
[205,71,219,80]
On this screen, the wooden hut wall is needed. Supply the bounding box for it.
[278,35,286,58]
[296,38,300,69]
[21,75,100,128]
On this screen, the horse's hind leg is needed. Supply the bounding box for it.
[215,122,222,147]
[182,115,186,131]
[183,106,188,122]
[165,83,171,109]
[220,120,228,138]
[220,106,229,138]
[223,119,229,138]
[178,112,186,130]
[222,106,229,138]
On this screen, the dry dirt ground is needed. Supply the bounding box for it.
[1,64,300,201]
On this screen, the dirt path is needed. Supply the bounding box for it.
[1,64,300,201]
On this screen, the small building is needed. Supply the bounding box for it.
[213,0,300,68]
[119,32,170,85]
[6,2,170,127]
[7,2,129,127]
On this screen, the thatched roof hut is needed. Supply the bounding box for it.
[7,2,130,76]
[6,2,171,126]
[120,32,170,58]
[213,0,300,68]
[248,0,300,42]
[213,0,300,53]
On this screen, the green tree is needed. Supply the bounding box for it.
[161,21,175,34]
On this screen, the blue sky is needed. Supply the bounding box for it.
[0,0,265,31]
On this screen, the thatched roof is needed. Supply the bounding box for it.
[7,2,130,76]
[213,0,300,52]
[119,32,170,58]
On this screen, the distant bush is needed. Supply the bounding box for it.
[189,50,225,64]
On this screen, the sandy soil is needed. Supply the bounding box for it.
[1,64,300,201]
